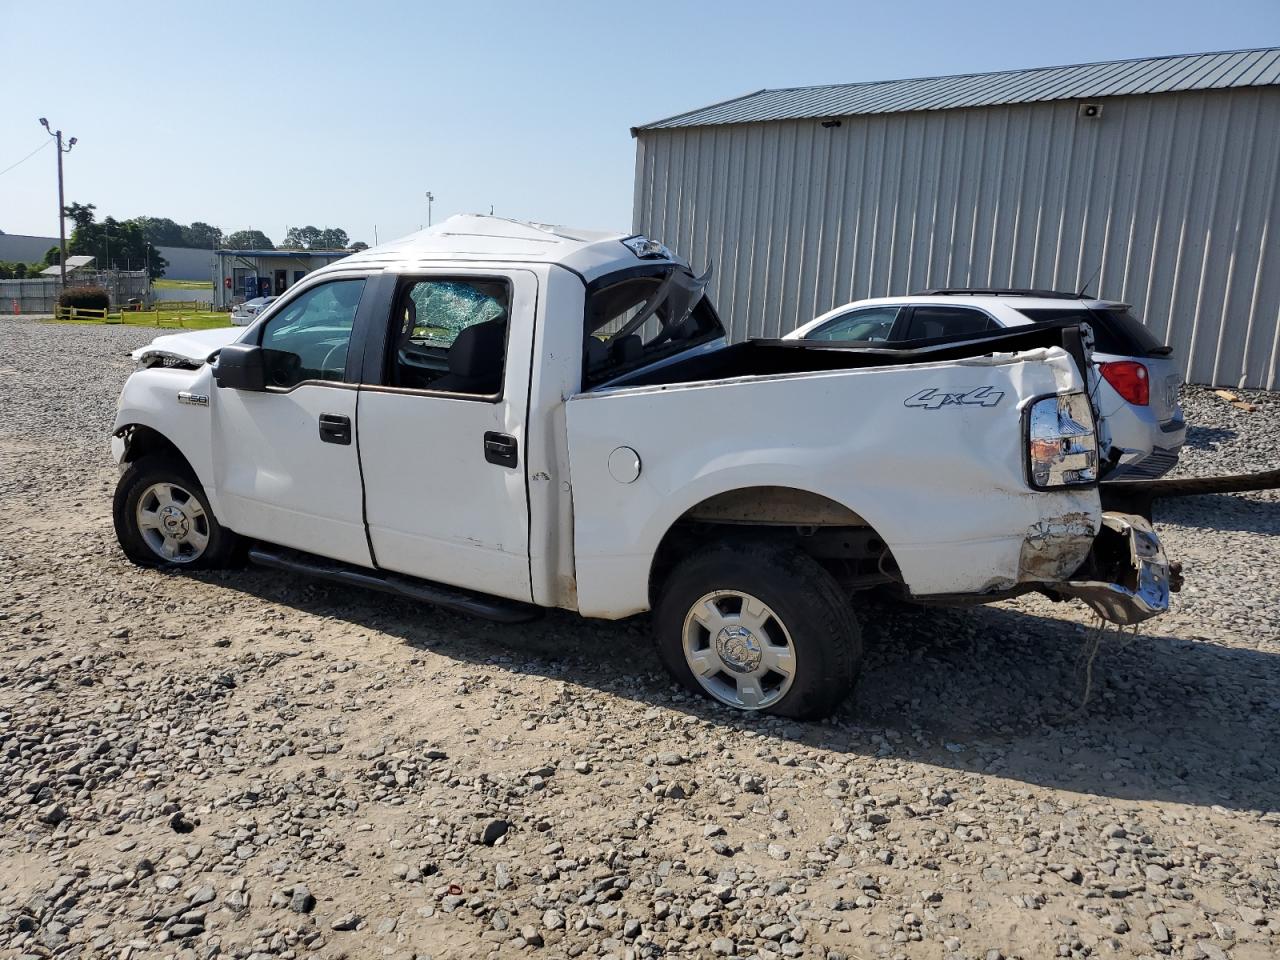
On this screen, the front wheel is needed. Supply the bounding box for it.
[113,455,241,569]
[653,541,862,720]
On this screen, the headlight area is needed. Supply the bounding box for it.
[1025,392,1098,489]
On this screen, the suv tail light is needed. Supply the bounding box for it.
[1099,360,1149,406]
[1026,392,1098,488]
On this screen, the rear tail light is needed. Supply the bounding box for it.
[1026,392,1098,488]
[1099,360,1149,406]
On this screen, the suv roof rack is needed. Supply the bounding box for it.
[911,287,1084,299]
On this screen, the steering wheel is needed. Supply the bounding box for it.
[321,341,348,377]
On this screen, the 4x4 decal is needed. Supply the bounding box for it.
[904,386,1005,409]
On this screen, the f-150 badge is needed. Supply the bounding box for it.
[904,386,1004,409]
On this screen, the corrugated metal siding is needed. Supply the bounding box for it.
[633,87,1280,388]
[639,48,1280,129]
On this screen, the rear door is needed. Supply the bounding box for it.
[355,270,535,602]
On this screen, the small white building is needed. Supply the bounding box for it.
[212,248,350,310]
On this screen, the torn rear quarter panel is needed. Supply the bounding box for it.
[1019,510,1099,582]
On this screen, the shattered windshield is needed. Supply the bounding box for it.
[583,265,722,388]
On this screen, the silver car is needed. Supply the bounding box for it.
[787,289,1186,479]
[230,296,277,327]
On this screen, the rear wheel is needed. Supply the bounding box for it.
[113,455,241,569]
[653,541,861,719]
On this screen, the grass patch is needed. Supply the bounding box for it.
[51,311,234,331]
[153,278,214,290]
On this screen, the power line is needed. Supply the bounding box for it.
[0,139,52,178]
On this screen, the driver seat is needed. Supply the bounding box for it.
[431,318,507,394]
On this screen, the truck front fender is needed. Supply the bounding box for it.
[112,367,218,509]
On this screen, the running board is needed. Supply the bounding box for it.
[247,546,540,624]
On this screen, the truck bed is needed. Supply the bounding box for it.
[615,320,1092,388]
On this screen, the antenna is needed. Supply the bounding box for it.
[1076,263,1102,298]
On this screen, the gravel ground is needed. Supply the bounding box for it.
[1,318,1278,960]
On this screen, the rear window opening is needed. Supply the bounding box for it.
[1016,306,1171,358]
[583,266,724,388]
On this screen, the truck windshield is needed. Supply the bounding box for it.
[583,265,723,388]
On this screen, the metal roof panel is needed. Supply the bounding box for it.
[636,47,1280,130]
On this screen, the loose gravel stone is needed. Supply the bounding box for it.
[0,320,1277,960]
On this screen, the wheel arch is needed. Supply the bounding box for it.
[647,484,894,606]
[115,423,198,477]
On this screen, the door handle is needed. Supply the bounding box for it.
[318,413,351,445]
[483,431,518,467]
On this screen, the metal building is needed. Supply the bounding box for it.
[631,48,1280,389]
[212,248,349,310]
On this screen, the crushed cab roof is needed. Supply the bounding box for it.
[337,215,681,281]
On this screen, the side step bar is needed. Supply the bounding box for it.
[1100,467,1280,519]
[247,546,540,624]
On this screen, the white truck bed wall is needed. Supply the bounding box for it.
[565,346,1099,619]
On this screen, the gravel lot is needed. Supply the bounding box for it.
[2,318,1278,960]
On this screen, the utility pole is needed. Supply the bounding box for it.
[425,191,434,227]
[39,118,77,290]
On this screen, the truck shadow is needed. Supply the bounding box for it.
[224,570,1280,814]
[1183,425,1237,450]
[1155,492,1280,535]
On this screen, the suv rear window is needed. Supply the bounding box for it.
[1016,307,1170,357]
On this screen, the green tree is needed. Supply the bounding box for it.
[66,206,167,279]
[43,245,61,266]
[281,225,321,250]
[184,222,223,248]
[63,202,97,233]
[317,227,349,249]
[348,241,370,252]
[282,225,350,250]
[225,229,274,250]
[133,216,186,245]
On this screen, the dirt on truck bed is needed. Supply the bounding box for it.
[1,317,1278,960]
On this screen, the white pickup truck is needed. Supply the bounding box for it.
[111,216,1173,719]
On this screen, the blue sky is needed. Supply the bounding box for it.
[2,0,1278,247]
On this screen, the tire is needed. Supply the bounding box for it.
[653,540,862,720]
[113,455,241,570]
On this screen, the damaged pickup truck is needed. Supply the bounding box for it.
[110,216,1174,719]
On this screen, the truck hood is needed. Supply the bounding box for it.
[132,326,243,366]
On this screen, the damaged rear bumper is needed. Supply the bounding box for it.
[1056,512,1173,625]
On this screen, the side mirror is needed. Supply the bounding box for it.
[213,343,266,391]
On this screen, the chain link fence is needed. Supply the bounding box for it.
[1,270,151,315]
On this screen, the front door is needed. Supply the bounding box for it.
[356,271,534,601]
[212,276,373,566]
